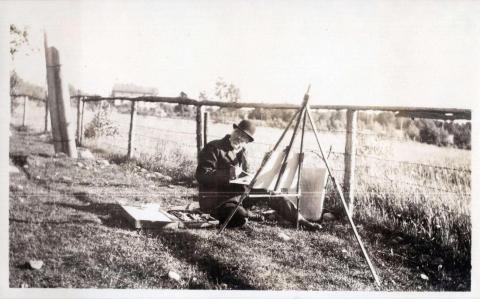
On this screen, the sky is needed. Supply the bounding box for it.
[2,0,480,108]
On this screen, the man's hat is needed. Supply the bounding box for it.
[233,120,255,142]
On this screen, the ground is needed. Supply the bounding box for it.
[8,126,470,291]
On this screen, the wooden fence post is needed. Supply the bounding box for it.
[127,100,137,159]
[196,105,204,158]
[203,111,209,146]
[22,96,28,127]
[79,99,85,146]
[344,109,358,215]
[76,97,81,144]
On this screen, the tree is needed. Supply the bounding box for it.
[10,24,30,98]
[10,24,30,59]
[214,77,241,103]
[205,78,243,121]
[69,84,84,97]
[10,70,46,98]
[328,110,346,131]
[10,24,40,111]
[199,91,209,102]
[448,122,471,149]
[418,119,450,146]
[10,70,21,95]
[375,112,396,129]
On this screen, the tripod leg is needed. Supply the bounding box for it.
[274,103,307,191]
[270,108,301,152]
[295,108,308,229]
[217,187,252,233]
[306,108,381,286]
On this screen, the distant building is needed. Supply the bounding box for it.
[111,83,159,109]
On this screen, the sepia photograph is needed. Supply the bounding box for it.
[1,0,478,298]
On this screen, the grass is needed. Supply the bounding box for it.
[9,101,471,290]
[84,111,472,265]
[13,102,471,259]
[8,127,471,290]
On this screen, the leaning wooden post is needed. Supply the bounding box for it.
[44,34,62,153]
[196,105,205,159]
[44,32,77,157]
[49,47,78,158]
[203,111,209,146]
[22,96,28,127]
[344,109,358,215]
[127,100,137,159]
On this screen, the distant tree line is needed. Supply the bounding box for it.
[245,108,470,149]
[129,100,470,150]
[10,71,46,112]
[10,70,46,99]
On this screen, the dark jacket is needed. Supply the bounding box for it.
[195,135,250,213]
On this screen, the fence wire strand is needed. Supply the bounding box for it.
[10,97,471,204]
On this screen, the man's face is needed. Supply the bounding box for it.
[230,129,250,150]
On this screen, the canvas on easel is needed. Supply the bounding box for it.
[229,149,299,191]
[231,154,328,221]
[253,150,300,192]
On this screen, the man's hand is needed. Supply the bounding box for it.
[229,165,243,179]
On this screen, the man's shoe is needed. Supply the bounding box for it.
[300,221,322,231]
[247,211,265,222]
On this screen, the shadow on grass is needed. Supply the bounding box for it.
[9,218,101,225]
[362,222,471,291]
[148,229,255,290]
[9,153,32,180]
[10,127,54,157]
[47,190,254,289]
[46,191,132,230]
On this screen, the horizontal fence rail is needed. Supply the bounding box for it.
[12,93,472,117]
[70,94,471,119]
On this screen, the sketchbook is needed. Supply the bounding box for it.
[230,150,299,192]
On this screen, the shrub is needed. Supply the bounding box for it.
[84,102,119,139]
[136,140,196,182]
[406,123,420,141]
[450,122,471,149]
[419,120,450,146]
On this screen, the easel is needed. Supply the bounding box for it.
[218,87,381,286]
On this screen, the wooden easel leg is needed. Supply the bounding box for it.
[295,196,300,230]
[305,108,381,286]
[295,106,308,230]
[273,104,306,191]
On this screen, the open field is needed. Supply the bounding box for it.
[9,99,471,290]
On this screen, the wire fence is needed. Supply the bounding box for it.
[10,95,471,201]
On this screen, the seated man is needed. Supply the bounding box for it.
[195,119,321,230]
